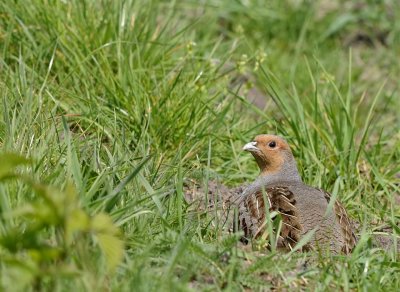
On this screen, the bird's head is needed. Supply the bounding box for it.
[243,134,299,178]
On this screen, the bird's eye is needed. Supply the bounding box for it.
[268,141,276,148]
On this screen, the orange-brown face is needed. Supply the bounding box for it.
[243,134,292,174]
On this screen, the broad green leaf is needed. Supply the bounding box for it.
[92,213,120,235]
[96,233,124,271]
[65,209,90,244]
[0,153,31,180]
[92,213,124,270]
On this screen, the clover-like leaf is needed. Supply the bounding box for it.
[0,153,31,180]
[92,213,124,271]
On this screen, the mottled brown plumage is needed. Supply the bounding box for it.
[238,134,357,254]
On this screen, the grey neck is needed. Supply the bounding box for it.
[240,157,302,199]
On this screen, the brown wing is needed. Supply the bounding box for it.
[238,186,306,251]
[320,190,357,254]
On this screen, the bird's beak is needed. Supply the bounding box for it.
[243,141,259,152]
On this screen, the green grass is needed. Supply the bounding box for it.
[0,0,399,290]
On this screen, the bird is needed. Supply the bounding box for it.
[235,134,357,254]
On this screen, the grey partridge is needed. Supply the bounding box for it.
[236,134,357,254]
